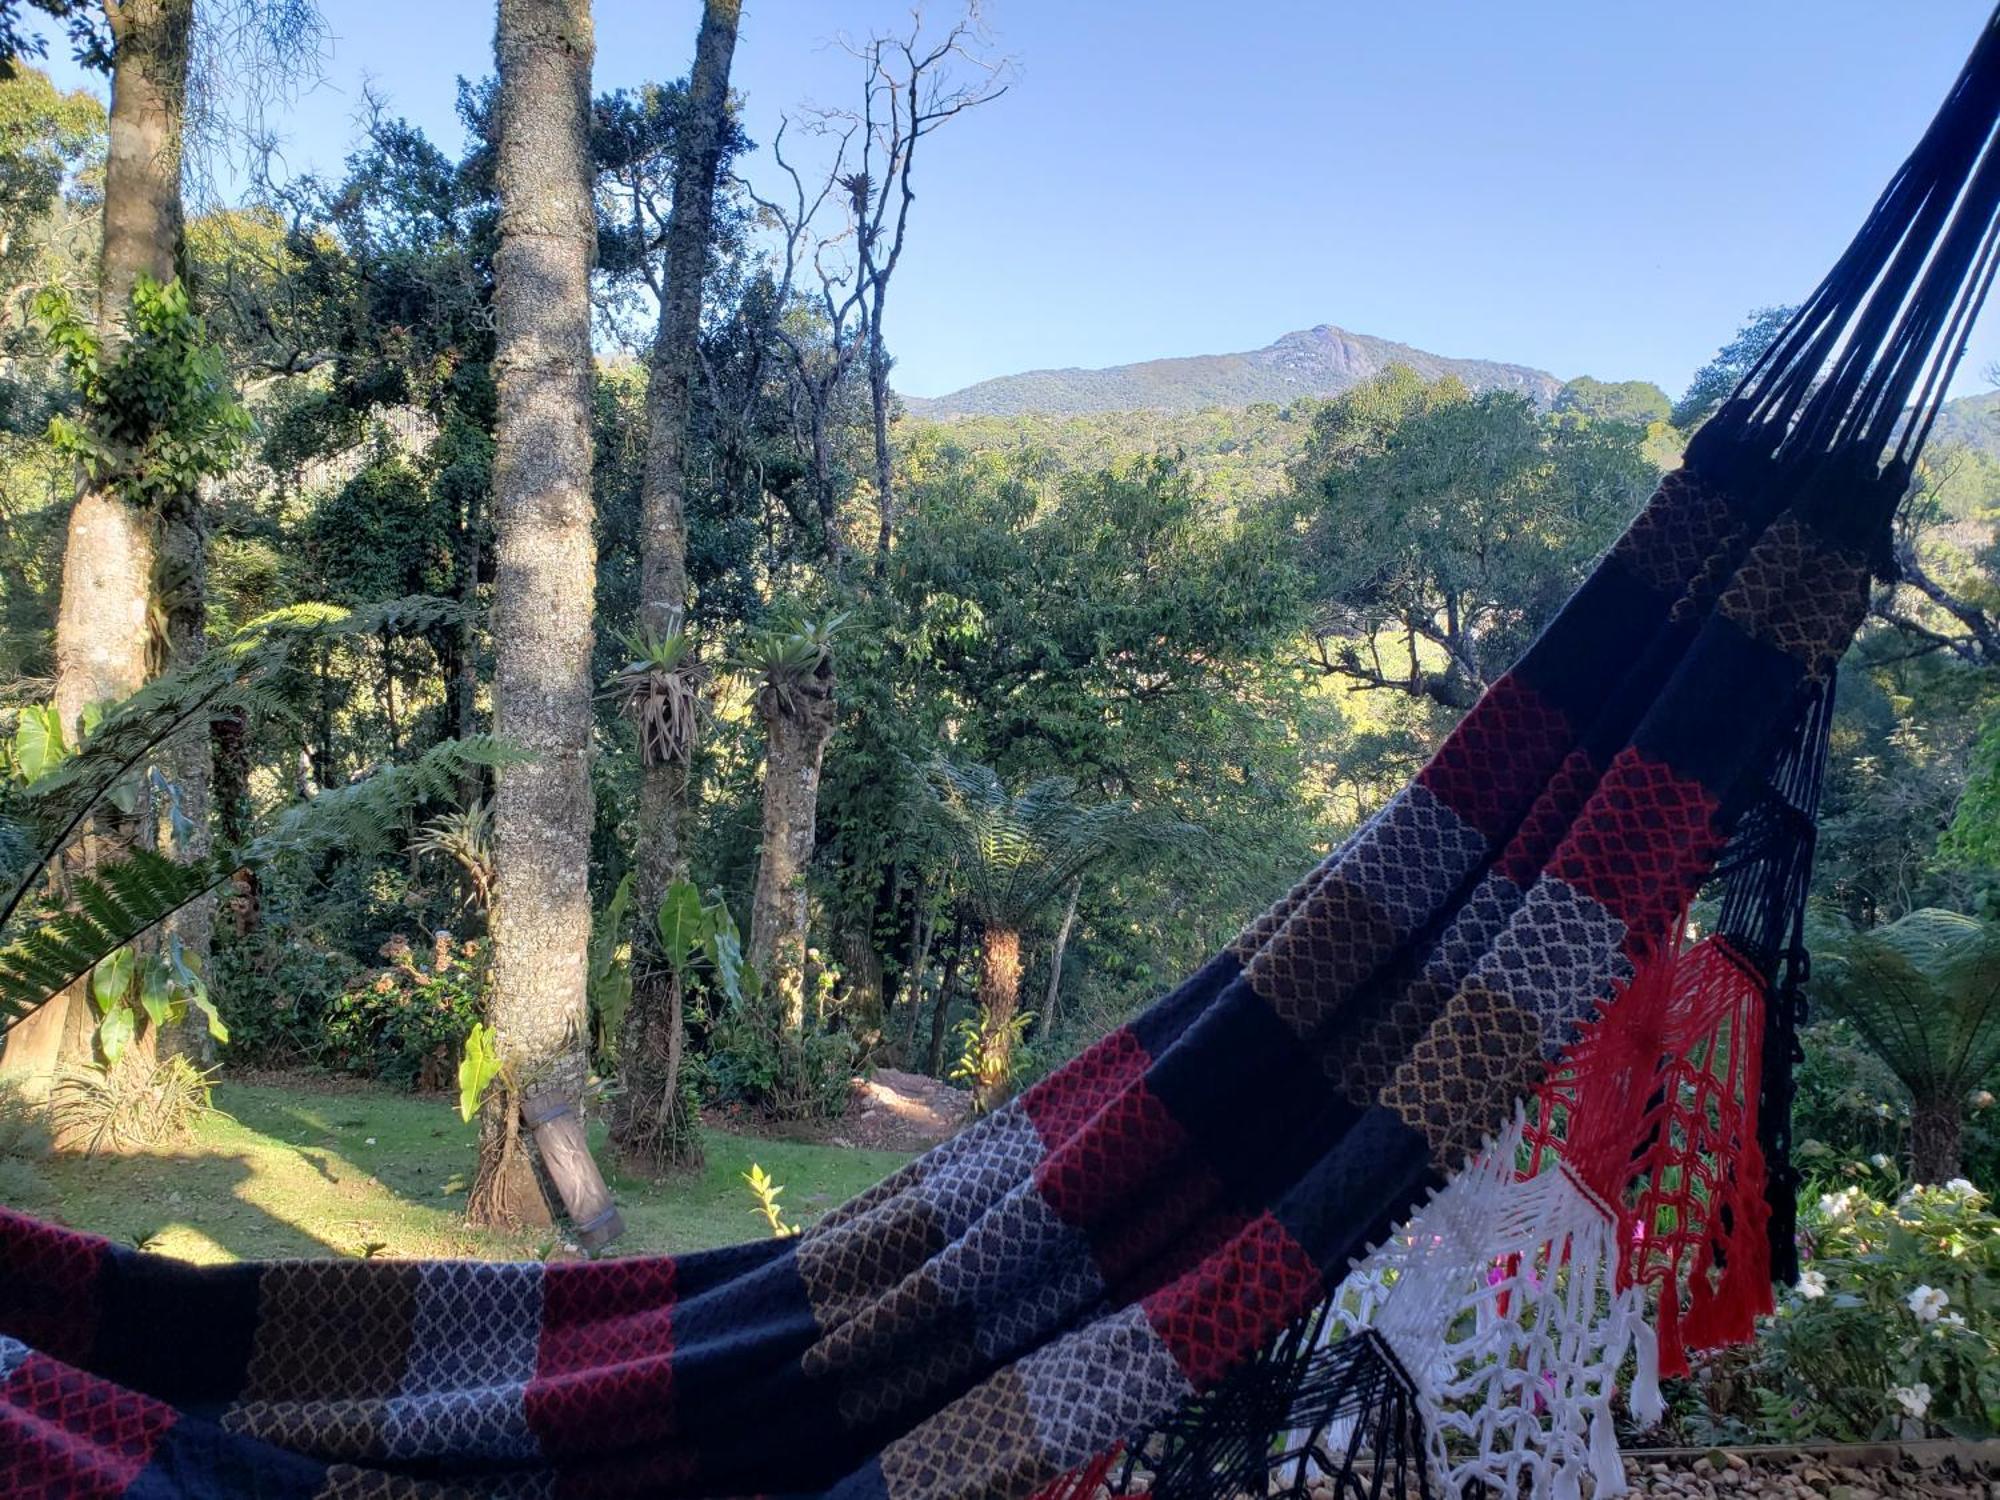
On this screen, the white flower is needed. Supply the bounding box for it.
[1892,1382,1932,1419]
[1943,1177,1979,1198]
[1818,1187,1861,1222]
[364,1137,377,1146]
[1907,1284,1949,1322]
[1974,1089,1995,1111]
[1797,1269,1829,1300]
[1870,1153,1893,1170]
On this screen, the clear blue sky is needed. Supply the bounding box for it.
[43,0,2000,400]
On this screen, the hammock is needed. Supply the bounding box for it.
[8,12,2000,1499]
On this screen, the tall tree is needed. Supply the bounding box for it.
[749,3,1007,572]
[838,7,1008,578]
[741,612,839,1035]
[7,0,190,1084]
[1293,367,1653,711]
[1670,304,1795,431]
[610,0,738,1172]
[468,0,603,1229]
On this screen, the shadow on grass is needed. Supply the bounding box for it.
[12,1075,922,1264]
[30,1150,345,1260]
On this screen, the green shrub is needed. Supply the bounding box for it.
[322,930,485,1089]
[209,921,364,1064]
[705,973,856,1123]
[1742,1170,2000,1440]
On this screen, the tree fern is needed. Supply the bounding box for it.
[1811,908,2000,1180]
[923,757,1208,929]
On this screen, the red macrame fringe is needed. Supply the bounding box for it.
[1524,936,1774,1378]
[1031,1445,1122,1500]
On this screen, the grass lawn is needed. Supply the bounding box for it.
[0,1077,912,1264]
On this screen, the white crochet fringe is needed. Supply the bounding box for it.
[1323,1115,1662,1500]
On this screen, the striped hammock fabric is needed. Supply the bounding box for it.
[7,10,2000,1499]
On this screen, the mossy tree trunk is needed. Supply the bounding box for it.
[612,0,739,1174]
[469,0,605,1231]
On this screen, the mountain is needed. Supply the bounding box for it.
[902,324,1565,419]
[1932,389,2000,457]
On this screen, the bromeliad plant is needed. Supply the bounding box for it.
[0,599,511,1055]
[605,622,709,767]
[412,801,496,913]
[732,611,847,715]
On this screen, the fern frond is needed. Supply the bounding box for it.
[0,849,222,1031]
[923,755,1209,928]
[0,734,514,1037]
[248,735,517,866]
[1812,908,2000,1102]
[2,597,463,929]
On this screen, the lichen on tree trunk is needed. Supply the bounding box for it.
[469,0,606,1232]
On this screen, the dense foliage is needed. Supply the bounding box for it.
[0,24,1996,1270]
[1673,1173,2000,1443]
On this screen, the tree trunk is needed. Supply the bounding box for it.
[1041,877,1080,1036]
[867,329,894,579]
[925,934,962,1080]
[608,967,695,1176]
[469,0,609,1235]
[809,406,841,567]
[614,0,738,1172]
[157,488,213,1063]
[635,0,737,643]
[897,877,933,1063]
[380,629,401,755]
[453,476,482,804]
[748,666,837,1036]
[4,0,191,1092]
[839,924,885,1052]
[974,925,1023,1111]
[1909,1097,1962,1184]
[211,708,257,937]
